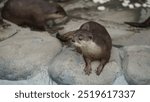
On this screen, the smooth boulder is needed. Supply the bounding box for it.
[48,47,121,85]
[0,28,62,80]
[122,46,150,85]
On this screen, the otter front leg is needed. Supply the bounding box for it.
[83,56,92,75]
[96,59,108,75]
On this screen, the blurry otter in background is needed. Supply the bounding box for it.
[125,17,150,28]
[1,0,68,33]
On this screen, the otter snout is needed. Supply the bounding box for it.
[54,16,69,25]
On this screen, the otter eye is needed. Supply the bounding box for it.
[78,36,83,40]
[71,39,75,42]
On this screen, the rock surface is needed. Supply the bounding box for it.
[48,47,121,85]
[0,68,50,85]
[113,74,128,85]
[122,46,150,85]
[0,28,62,80]
[0,20,19,41]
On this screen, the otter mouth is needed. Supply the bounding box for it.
[73,41,82,47]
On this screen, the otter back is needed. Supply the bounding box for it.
[2,0,67,30]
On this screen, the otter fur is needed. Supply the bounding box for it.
[1,0,67,32]
[59,21,112,75]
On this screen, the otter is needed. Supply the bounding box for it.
[125,17,150,28]
[59,21,112,75]
[1,0,67,33]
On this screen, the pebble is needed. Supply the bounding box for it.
[128,4,134,9]
[122,2,129,7]
[97,6,106,10]
[99,0,110,4]
[134,3,141,8]
[92,0,110,4]
[124,0,130,4]
[93,0,100,3]
[142,3,147,7]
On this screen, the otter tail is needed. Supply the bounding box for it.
[124,17,150,28]
[124,22,147,28]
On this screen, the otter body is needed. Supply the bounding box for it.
[125,17,150,28]
[72,21,112,75]
[1,0,67,31]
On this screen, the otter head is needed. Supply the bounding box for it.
[72,30,93,48]
[45,3,68,34]
[46,3,68,27]
[44,3,68,34]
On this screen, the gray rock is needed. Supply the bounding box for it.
[113,29,150,46]
[48,47,121,85]
[0,20,19,41]
[0,28,62,80]
[61,0,95,11]
[113,75,128,85]
[67,4,140,23]
[122,46,150,85]
[0,68,50,85]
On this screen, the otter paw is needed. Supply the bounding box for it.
[84,67,92,75]
[96,69,102,76]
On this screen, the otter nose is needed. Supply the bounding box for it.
[71,39,75,43]
[79,36,83,40]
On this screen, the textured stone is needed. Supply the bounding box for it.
[0,28,62,80]
[113,29,150,46]
[0,20,19,41]
[0,68,50,85]
[113,75,128,85]
[48,47,121,85]
[122,46,150,85]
